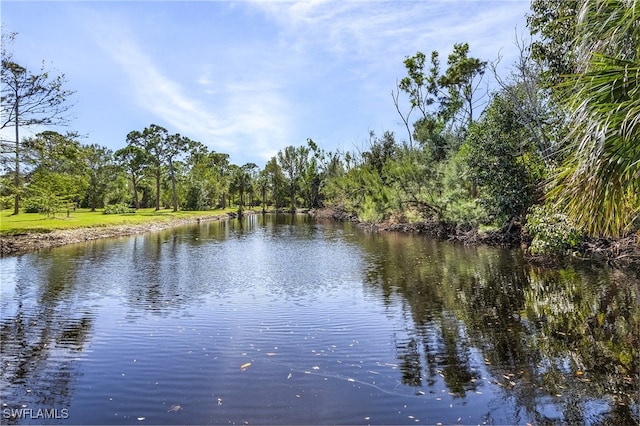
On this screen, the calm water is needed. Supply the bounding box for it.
[1,214,638,425]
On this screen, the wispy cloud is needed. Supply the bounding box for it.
[244,0,529,146]
[68,1,529,163]
[80,8,293,162]
[249,1,528,69]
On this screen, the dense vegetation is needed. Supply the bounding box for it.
[1,0,638,255]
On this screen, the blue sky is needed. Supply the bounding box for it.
[2,1,531,166]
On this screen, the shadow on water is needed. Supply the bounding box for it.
[353,230,639,424]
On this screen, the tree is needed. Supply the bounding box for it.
[549,0,640,238]
[229,163,255,214]
[83,144,116,211]
[209,152,230,209]
[22,131,87,215]
[393,51,440,146]
[126,124,168,211]
[277,145,309,212]
[165,133,196,212]
[263,157,286,210]
[1,31,75,214]
[527,0,580,88]
[184,143,215,211]
[463,91,545,225]
[114,145,150,209]
[490,35,563,165]
[438,43,487,132]
[395,44,486,158]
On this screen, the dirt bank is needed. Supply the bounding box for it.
[310,207,640,267]
[0,213,232,256]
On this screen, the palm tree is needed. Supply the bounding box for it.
[549,0,640,238]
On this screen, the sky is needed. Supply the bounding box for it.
[2,0,532,166]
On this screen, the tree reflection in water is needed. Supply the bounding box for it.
[0,252,94,424]
[356,230,639,424]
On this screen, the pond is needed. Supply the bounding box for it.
[1,214,638,425]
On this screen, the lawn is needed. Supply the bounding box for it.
[0,207,235,236]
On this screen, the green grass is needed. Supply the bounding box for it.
[0,207,236,236]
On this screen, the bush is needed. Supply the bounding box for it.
[359,195,386,223]
[104,203,135,214]
[525,204,581,255]
[23,197,66,216]
[0,196,13,210]
[23,200,43,213]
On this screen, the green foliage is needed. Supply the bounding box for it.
[22,196,66,217]
[548,0,640,238]
[525,204,582,255]
[463,91,546,224]
[103,203,135,214]
[277,145,310,211]
[0,196,12,210]
[360,194,386,223]
[397,44,486,146]
[83,143,117,211]
[1,33,75,214]
[527,0,580,88]
[6,15,636,252]
[439,155,487,227]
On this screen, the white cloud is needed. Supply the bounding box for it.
[80,8,293,162]
[66,1,530,163]
[248,1,528,70]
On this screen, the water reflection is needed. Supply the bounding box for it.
[0,255,93,424]
[354,231,639,424]
[0,215,637,425]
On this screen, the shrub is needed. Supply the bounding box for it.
[525,204,581,255]
[104,203,135,214]
[23,200,43,214]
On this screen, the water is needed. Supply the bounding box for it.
[1,214,638,425]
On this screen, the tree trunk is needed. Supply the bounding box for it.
[169,159,178,212]
[290,187,295,212]
[155,168,161,211]
[133,179,140,209]
[13,94,20,215]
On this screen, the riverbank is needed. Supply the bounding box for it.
[0,212,233,256]
[3,207,639,268]
[310,206,640,267]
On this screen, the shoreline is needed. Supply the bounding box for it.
[0,213,233,256]
[2,208,639,271]
[310,207,640,269]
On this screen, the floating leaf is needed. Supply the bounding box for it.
[240,362,252,371]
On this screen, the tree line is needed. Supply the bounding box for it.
[1,0,638,254]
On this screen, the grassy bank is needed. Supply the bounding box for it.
[0,207,236,236]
